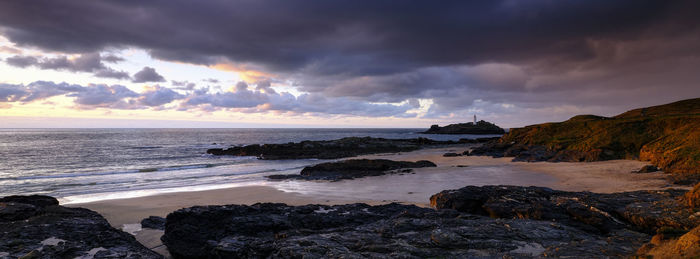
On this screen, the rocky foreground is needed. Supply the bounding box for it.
[267,159,436,181]
[467,98,700,184]
[206,136,497,159]
[0,195,161,258]
[162,185,700,258]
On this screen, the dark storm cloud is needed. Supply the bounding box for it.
[0,0,699,123]
[0,1,693,73]
[5,55,36,67]
[3,53,131,79]
[132,67,165,83]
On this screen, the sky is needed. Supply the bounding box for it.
[0,1,699,128]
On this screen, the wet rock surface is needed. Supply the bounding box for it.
[0,195,162,258]
[141,216,166,230]
[162,185,700,258]
[430,185,698,234]
[633,165,660,173]
[162,202,649,259]
[206,136,484,159]
[267,159,436,181]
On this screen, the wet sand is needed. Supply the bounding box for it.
[68,146,686,257]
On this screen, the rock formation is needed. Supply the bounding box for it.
[0,195,162,258]
[207,137,460,159]
[267,159,436,181]
[423,120,505,134]
[161,185,699,258]
[467,98,700,184]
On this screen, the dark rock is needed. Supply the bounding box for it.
[207,137,460,159]
[469,141,609,162]
[0,195,161,258]
[141,216,166,230]
[442,152,461,157]
[430,185,698,234]
[267,159,436,181]
[162,202,649,259]
[634,165,660,173]
[423,120,506,134]
[0,195,58,208]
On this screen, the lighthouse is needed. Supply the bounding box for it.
[473,114,477,124]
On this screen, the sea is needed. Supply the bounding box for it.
[0,128,494,203]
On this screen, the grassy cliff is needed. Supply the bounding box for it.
[501,98,700,183]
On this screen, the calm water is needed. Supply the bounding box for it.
[0,128,494,202]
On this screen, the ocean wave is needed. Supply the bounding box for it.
[130,146,163,150]
[8,161,248,181]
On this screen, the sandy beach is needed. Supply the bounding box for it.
[68,146,686,257]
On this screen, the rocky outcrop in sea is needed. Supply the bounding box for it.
[161,185,699,258]
[0,195,162,258]
[423,120,505,134]
[267,159,436,181]
[206,136,494,159]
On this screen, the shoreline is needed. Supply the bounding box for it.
[70,146,687,227]
[65,146,691,258]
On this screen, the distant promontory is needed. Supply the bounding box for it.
[423,120,506,134]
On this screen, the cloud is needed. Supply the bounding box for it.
[171,80,196,90]
[1,80,412,117]
[3,52,130,79]
[137,85,184,106]
[5,55,36,67]
[70,84,138,108]
[181,81,413,117]
[132,66,165,83]
[0,1,699,124]
[0,46,22,54]
[0,81,84,102]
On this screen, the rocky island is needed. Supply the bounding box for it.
[423,120,506,135]
[468,98,700,184]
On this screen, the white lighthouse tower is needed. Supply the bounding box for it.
[473,114,477,124]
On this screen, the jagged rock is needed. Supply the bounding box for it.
[633,165,660,173]
[469,98,700,182]
[423,120,506,134]
[0,195,162,258]
[430,185,698,234]
[683,183,700,208]
[207,137,464,159]
[162,202,649,259]
[141,216,166,230]
[442,152,461,157]
[469,141,602,162]
[267,159,436,181]
[636,225,700,257]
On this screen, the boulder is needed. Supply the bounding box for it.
[0,195,161,258]
[267,159,436,181]
[633,165,660,173]
[141,216,166,230]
